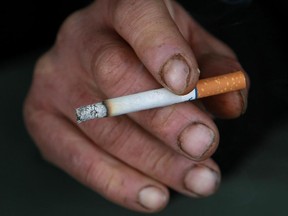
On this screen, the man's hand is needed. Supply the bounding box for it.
[23,0,248,212]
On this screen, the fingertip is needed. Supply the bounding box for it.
[138,186,169,212]
[184,164,221,197]
[178,123,217,161]
[202,89,248,119]
[161,54,200,95]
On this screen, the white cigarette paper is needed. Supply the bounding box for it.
[76,71,246,123]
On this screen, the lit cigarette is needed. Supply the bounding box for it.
[76,71,246,123]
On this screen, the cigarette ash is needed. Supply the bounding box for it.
[76,102,107,123]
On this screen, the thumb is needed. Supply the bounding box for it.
[103,0,200,95]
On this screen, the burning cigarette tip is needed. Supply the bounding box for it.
[76,102,108,123]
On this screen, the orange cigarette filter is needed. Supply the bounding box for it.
[196,71,246,98]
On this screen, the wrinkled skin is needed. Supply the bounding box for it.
[23,0,249,213]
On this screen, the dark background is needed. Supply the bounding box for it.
[1,0,288,215]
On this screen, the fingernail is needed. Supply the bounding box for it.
[184,165,221,197]
[178,123,215,160]
[240,89,248,114]
[138,186,168,211]
[161,55,191,94]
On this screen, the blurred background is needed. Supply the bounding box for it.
[1,0,288,215]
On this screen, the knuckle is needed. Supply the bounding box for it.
[27,53,58,105]
[84,160,103,188]
[84,159,125,198]
[37,144,56,166]
[113,0,177,49]
[55,10,87,47]
[23,110,55,164]
[113,0,139,26]
[148,105,178,138]
[148,150,176,177]
[91,117,133,152]
[34,52,56,76]
[23,54,54,119]
[113,0,158,30]
[101,170,125,197]
[92,43,134,94]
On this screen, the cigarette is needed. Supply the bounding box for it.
[76,71,246,123]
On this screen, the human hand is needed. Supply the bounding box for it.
[23,0,249,212]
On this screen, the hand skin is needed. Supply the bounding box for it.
[23,0,249,213]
